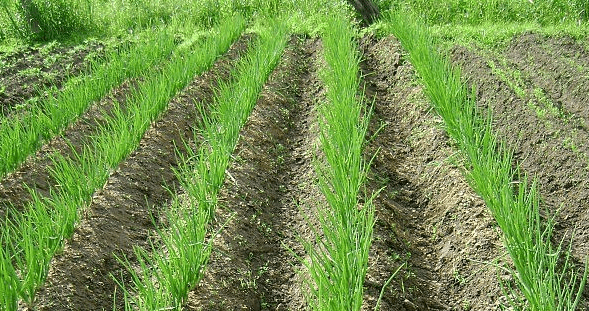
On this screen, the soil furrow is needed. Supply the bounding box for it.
[30,34,252,311]
[0,41,104,116]
[360,35,504,310]
[185,35,322,311]
[0,79,137,219]
[451,42,589,306]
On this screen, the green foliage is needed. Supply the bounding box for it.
[300,12,374,311]
[95,0,221,32]
[117,17,288,310]
[0,27,178,177]
[372,0,589,50]
[377,0,589,26]
[0,229,19,311]
[0,15,246,307]
[427,22,589,52]
[382,10,588,311]
[0,0,298,43]
[0,0,94,41]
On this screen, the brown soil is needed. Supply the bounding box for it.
[187,33,509,311]
[185,35,322,311]
[544,36,589,64]
[505,33,589,128]
[450,33,589,307]
[8,29,589,311]
[0,41,105,116]
[28,35,252,311]
[360,35,505,310]
[0,79,136,219]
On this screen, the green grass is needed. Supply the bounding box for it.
[115,18,288,311]
[0,0,290,43]
[299,12,374,311]
[381,10,587,311]
[0,0,94,41]
[0,15,245,309]
[428,22,589,51]
[373,0,589,51]
[0,0,354,45]
[378,0,589,26]
[0,240,18,311]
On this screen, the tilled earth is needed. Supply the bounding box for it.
[2,30,588,310]
[451,33,589,308]
[0,40,106,117]
[0,79,138,219]
[29,34,253,310]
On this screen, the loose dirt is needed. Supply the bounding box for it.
[185,35,323,311]
[451,33,589,307]
[29,34,252,311]
[0,40,105,116]
[0,79,137,219]
[360,35,505,311]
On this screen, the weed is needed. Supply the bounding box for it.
[453,269,467,285]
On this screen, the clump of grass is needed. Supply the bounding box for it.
[0,0,291,43]
[300,12,375,311]
[0,230,19,311]
[377,0,589,26]
[115,18,288,310]
[0,0,94,41]
[373,0,589,51]
[383,10,587,311]
[0,15,245,309]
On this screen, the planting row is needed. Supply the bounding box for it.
[114,18,289,310]
[450,33,589,310]
[0,15,246,310]
[378,10,588,310]
[0,39,106,117]
[0,25,181,177]
[0,12,378,309]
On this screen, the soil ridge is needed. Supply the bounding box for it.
[29,34,252,311]
[0,41,104,116]
[360,34,504,310]
[451,41,589,307]
[0,79,137,219]
[186,35,322,311]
